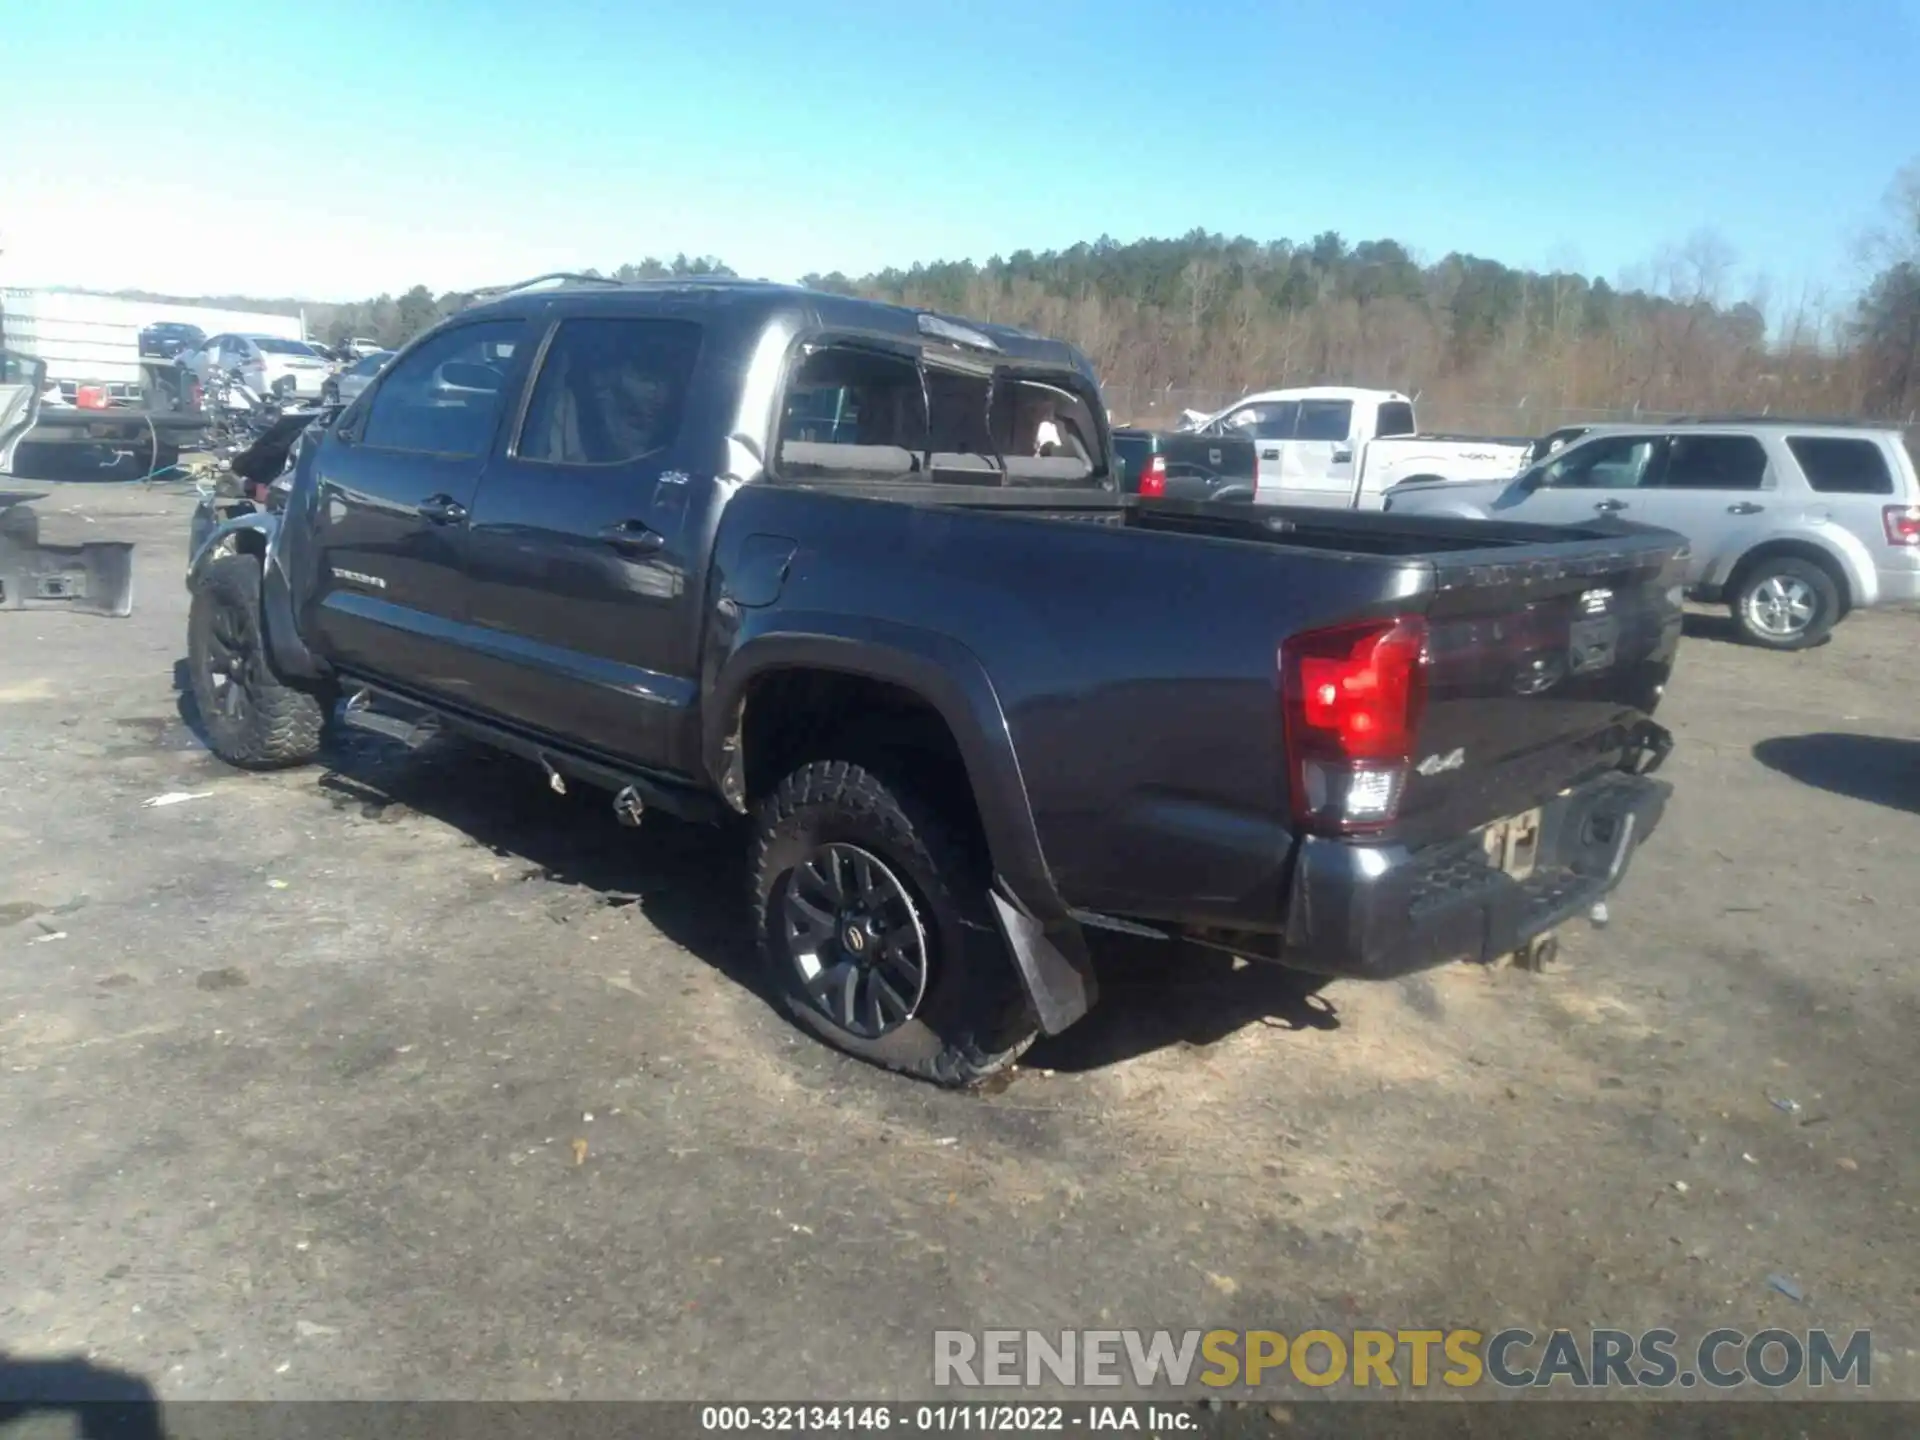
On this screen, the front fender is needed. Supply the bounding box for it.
[183,505,327,680]
[186,506,277,591]
[706,612,1063,924]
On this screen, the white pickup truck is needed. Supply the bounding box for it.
[1177,386,1532,509]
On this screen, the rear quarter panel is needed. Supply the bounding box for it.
[707,485,1418,931]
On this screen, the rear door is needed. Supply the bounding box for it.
[0,349,45,474]
[300,316,530,696]
[457,309,707,768]
[1278,397,1357,505]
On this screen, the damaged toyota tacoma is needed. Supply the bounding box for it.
[184,277,1683,1085]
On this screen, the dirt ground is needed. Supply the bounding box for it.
[2,480,1916,1405]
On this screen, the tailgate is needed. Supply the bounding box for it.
[1161,433,1257,484]
[1394,529,1684,845]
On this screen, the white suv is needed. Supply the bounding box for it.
[1385,420,1920,649]
[181,333,333,401]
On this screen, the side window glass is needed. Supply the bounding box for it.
[1223,402,1298,441]
[518,318,701,466]
[1657,434,1769,491]
[1375,401,1416,438]
[1540,437,1659,490]
[359,319,524,457]
[1786,436,1894,495]
[1296,399,1353,442]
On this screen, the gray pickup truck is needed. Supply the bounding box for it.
[184,278,1685,1086]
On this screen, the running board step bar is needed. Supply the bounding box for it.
[334,680,727,826]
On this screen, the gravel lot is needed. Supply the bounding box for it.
[2,481,1916,1405]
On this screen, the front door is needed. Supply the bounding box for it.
[299,316,531,699]
[1491,432,1665,530]
[459,311,707,769]
[1278,396,1358,506]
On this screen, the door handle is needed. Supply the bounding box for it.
[1593,498,1628,513]
[416,494,467,525]
[1726,501,1765,515]
[1332,447,1353,464]
[599,519,664,555]
[1261,448,1281,461]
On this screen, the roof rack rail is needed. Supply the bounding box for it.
[1672,413,1893,428]
[467,272,627,300]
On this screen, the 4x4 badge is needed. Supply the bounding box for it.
[1416,748,1465,776]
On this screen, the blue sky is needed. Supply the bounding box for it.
[2,0,1914,309]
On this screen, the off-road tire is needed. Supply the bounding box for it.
[1729,556,1840,651]
[187,553,327,769]
[750,760,1038,1087]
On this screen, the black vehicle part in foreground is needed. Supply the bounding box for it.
[1111,426,1259,501]
[184,277,1684,1086]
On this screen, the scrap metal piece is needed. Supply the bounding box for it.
[0,497,134,617]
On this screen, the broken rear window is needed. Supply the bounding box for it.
[776,344,1099,487]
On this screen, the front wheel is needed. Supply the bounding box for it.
[187,553,328,768]
[750,760,1038,1087]
[1730,557,1840,650]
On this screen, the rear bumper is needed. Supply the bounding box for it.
[1874,553,1920,605]
[1278,770,1670,979]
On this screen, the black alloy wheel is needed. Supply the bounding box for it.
[777,841,931,1039]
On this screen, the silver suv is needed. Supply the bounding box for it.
[1385,420,1920,649]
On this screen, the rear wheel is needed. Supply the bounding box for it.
[1730,557,1840,650]
[187,553,328,768]
[750,759,1038,1087]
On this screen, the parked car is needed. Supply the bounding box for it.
[184,279,1682,1086]
[1178,386,1532,508]
[179,334,334,400]
[138,321,206,360]
[1384,420,1920,649]
[320,349,395,406]
[1112,427,1257,500]
[343,337,385,359]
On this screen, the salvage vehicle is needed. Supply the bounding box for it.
[2,349,135,616]
[139,321,206,360]
[185,278,1684,1085]
[1385,420,1920,650]
[1111,426,1257,500]
[1,290,207,476]
[1180,386,1532,509]
[179,334,333,402]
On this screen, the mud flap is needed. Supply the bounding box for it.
[0,502,135,617]
[988,885,1099,1035]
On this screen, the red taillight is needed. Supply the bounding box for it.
[1138,454,1168,498]
[1884,505,1920,547]
[1280,616,1429,835]
[76,385,110,410]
